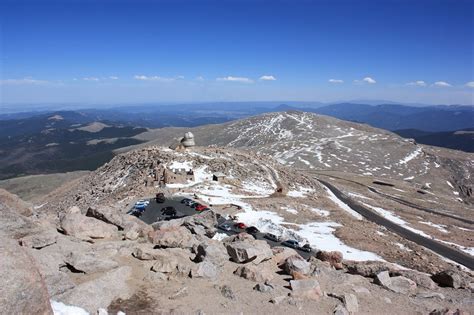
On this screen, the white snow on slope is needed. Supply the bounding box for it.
[168,160,193,170]
[324,186,364,220]
[287,186,315,198]
[419,221,449,233]
[237,210,382,261]
[399,147,422,165]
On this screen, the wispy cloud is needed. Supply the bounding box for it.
[259,75,276,81]
[433,81,452,87]
[216,76,254,83]
[195,76,205,81]
[354,77,376,84]
[465,81,474,88]
[83,77,100,81]
[0,77,50,85]
[328,79,344,84]
[109,76,119,80]
[134,75,175,82]
[406,80,427,87]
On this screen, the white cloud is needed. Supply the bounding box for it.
[354,77,376,84]
[195,76,205,81]
[216,76,254,83]
[433,81,452,87]
[134,75,175,82]
[328,79,344,84]
[83,77,100,81]
[0,77,49,85]
[109,76,119,80]
[406,80,427,87]
[465,81,474,88]
[362,77,376,84]
[259,75,276,81]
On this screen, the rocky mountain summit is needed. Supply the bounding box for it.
[127,111,473,204]
[1,140,473,314]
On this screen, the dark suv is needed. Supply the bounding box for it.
[161,206,176,216]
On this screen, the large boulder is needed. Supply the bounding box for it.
[194,241,229,266]
[0,238,53,314]
[391,270,437,290]
[431,270,467,289]
[272,246,301,265]
[289,279,323,300]
[375,271,417,294]
[234,261,275,282]
[150,248,193,278]
[57,266,133,313]
[345,260,396,278]
[282,255,311,275]
[190,261,219,280]
[86,206,152,240]
[315,250,343,270]
[19,230,58,249]
[148,226,198,249]
[64,251,119,274]
[226,239,272,264]
[60,213,118,240]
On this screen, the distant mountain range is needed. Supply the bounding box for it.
[1,102,472,178]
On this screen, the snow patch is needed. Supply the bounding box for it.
[51,300,89,315]
[324,186,364,220]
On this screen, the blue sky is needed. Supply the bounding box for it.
[1,0,473,105]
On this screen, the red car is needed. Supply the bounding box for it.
[195,204,208,212]
[234,222,246,229]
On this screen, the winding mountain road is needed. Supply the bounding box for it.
[317,179,474,270]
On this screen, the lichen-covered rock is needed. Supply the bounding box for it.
[148,226,198,249]
[60,213,118,240]
[282,255,311,275]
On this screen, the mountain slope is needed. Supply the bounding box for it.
[121,111,473,203]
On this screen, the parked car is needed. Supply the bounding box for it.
[134,203,146,211]
[218,224,231,231]
[184,200,195,206]
[281,239,299,249]
[299,244,312,252]
[161,206,177,216]
[190,202,200,209]
[155,193,165,203]
[181,198,192,204]
[264,233,280,242]
[195,204,208,212]
[234,222,246,229]
[245,226,260,236]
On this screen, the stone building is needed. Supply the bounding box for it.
[169,132,196,151]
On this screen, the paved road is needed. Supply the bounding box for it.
[303,170,473,225]
[317,179,474,270]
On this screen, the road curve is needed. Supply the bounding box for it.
[317,179,474,270]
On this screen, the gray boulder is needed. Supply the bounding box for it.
[194,241,229,266]
[289,279,323,300]
[150,248,193,277]
[60,213,118,240]
[64,251,119,274]
[345,260,396,278]
[282,255,311,275]
[190,261,219,280]
[148,226,198,249]
[234,261,275,282]
[0,238,53,314]
[391,270,437,290]
[272,246,300,265]
[57,266,133,313]
[342,293,359,313]
[19,230,58,249]
[375,271,417,294]
[226,239,272,264]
